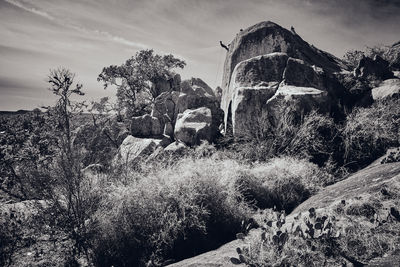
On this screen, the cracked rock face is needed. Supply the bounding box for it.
[174,107,216,146]
[224,52,334,136]
[221,21,348,137]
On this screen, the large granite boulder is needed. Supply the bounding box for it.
[164,141,189,155]
[221,21,349,136]
[221,21,347,96]
[177,78,224,136]
[150,73,181,97]
[113,135,161,166]
[174,107,217,146]
[149,78,223,143]
[225,51,338,136]
[283,58,326,89]
[372,78,400,100]
[266,85,330,128]
[181,77,215,97]
[130,114,162,137]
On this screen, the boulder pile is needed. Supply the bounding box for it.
[115,75,223,165]
[220,21,400,136]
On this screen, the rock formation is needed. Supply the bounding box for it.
[385,41,400,71]
[371,78,400,100]
[113,135,161,166]
[174,107,216,146]
[129,75,223,147]
[220,21,396,136]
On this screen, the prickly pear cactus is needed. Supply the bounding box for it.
[231,207,342,265]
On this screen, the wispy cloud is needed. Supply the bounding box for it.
[4,0,55,20]
[4,0,147,49]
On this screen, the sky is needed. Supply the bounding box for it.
[1,0,400,111]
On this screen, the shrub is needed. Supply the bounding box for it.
[244,157,332,212]
[288,111,342,166]
[343,49,365,69]
[91,158,253,266]
[342,98,400,170]
[228,109,342,168]
[90,155,328,266]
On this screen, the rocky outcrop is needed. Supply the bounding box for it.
[371,78,400,100]
[164,141,189,155]
[221,21,347,95]
[150,73,181,97]
[221,21,349,136]
[129,77,223,146]
[181,78,215,97]
[130,114,162,137]
[113,135,161,165]
[174,107,217,146]
[225,51,338,135]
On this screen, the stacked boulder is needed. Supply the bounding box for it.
[114,75,223,165]
[221,21,398,137]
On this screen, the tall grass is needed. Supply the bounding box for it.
[88,155,327,266]
[343,98,400,169]
[91,158,253,266]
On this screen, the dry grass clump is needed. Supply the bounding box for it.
[91,158,253,266]
[227,110,341,169]
[89,156,327,266]
[237,157,332,212]
[343,98,400,169]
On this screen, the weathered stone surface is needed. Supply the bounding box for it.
[354,55,393,81]
[181,78,215,97]
[222,21,346,94]
[149,78,223,144]
[224,51,336,136]
[178,78,219,114]
[163,121,174,137]
[151,91,180,124]
[371,78,400,100]
[223,53,288,133]
[174,107,216,146]
[113,135,161,165]
[164,141,189,155]
[150,73,181,97]
[266,84,330,128]
[130,114,162,137]
[177,79,224,138]
[283,58,325,89]
[229,85,278,135]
